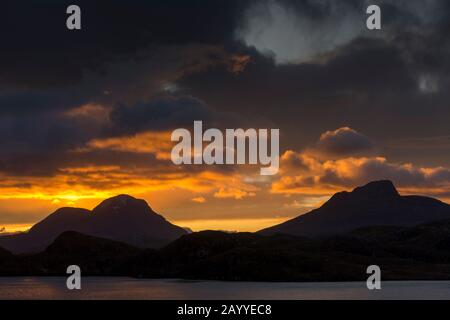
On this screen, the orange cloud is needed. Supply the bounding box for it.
[272,150,450,199]
[192,196,206,203]
[214,187,257,200]
[64,103,110,122]
[83,131,174,160]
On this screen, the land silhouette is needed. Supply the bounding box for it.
[0,194,187,254]
[2,180,450,281]
[260,180,450,236]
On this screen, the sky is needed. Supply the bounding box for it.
[1,0,450,233]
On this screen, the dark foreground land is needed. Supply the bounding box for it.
[2,219,450,281]
[2,181,450,281]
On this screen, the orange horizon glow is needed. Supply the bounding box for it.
[0,217,291,235]
[1,139,450,234]
[0,224,32,234]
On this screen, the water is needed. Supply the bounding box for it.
[0,277,450,300]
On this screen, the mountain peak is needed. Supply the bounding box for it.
[93,194,149,215]
[351,180,399,198]
[99,194,139,206]
[324,181,399,208]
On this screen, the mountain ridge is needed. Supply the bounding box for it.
[259,180,450,237]
[1,180,450,255]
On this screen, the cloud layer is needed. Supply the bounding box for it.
[1,0,450,229]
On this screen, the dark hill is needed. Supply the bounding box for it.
[45,231,141,257]
[259,180,450,237]
[27,231,142,276]
[0,195,187,254]
[129,220,450,281]
[4,220,450,280]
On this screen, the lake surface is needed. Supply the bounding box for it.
[0,277,450,300]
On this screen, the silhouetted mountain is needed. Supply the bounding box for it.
[259,180,450,237]
[30,208,90,237]
[0,208,92,254]
[0,195,187,254]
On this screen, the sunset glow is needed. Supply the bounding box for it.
[1,0,449,235]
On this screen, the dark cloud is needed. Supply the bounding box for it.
[179,38,420,150]
[0,43,236,117]
[315,127,374,157]
[0,148,164,178]
[0,94,244,177]
[1,0,450,182]
[107,96,218,135]
[0,90,88,115]
[0,109,104,154]
[0,0,248,88]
